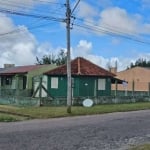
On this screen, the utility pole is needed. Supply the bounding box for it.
[66,0,72,113]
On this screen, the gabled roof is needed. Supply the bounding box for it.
[0,65,51,75]
[45,57,115,77]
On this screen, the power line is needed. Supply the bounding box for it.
[0,1,65,18]
[74,23,150,45]
[0,8,64,22]
[2,0,64,6]
[0,19,61,38]
[75,17,140,38]
[33,0,64,5]
[1,1,149,45]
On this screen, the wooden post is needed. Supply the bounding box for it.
[148,82,150,97]
[115,80,118,97]
[39,77,42,106]
[15,75,20,96]
[132,80,135,97]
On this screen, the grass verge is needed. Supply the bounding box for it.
[129,144,150,150]
[0,113,28,122]
[0,102,150,121]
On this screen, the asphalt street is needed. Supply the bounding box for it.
[0,110,150,150]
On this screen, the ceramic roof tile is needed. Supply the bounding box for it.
[45,57,115,77]
[0,65,49,75]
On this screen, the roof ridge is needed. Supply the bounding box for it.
[45,57,115,77]
[79,57,115,76]
[78,57,81,75]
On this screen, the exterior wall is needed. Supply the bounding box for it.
[112,67,150,92]
[27,65,56,90]
[97,78,111,96]
[1,76,16,90]
[1,75,27,90]
[48,76,67,97]
[47,76,112,98]
[73,76,96,97]
[0,65,56,97]
[0,75,32,97]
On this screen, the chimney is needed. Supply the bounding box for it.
[4,64,15,68]
[110,67,117,74]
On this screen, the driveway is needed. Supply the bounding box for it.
[0,110,150,150]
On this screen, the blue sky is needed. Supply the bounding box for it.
[0,0,149,71]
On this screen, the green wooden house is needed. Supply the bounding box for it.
[0,64,56,96]
[44,57,116,99]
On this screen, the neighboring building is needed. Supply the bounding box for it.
[111,66,150,94]
[44,57,116,99]
[0,64,56,96]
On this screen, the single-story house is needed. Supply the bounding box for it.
[111,66,150,96]
[0,64,56,96]
[44,57,118,99]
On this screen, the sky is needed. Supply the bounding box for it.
[0,0,149,71]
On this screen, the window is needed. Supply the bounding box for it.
[98,79,106,90]
[51,77,58,89]
[11,79,16,89]
[5,77,12,85]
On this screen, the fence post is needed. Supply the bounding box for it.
[132,80,135,97]
[15,75,20,96]
[39,77,42,106]
[148,82,150,97]
[115,80,118,97]
[0,77,1,96]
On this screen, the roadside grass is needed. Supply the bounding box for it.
[130,144,150,150]
[0,102,150,121]
[0,113,28,122]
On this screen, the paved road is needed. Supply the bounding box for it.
[0,110,150,150]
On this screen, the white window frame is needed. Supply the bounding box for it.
[98,79,106,90]
[51,77,58,89]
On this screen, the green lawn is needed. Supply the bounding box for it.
[130,144,150,150]
[0,102,150,122]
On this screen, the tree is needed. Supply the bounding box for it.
[36,50,67,66]
[128,58,150,69]
[56,49,67,66]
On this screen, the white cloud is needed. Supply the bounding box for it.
[77,40,92,53]
[73,40,110,69]
[77,1,98,19]
[72,40,150,72]
[77,4,150,36]
[99,7,141,35]
[0,13,66,68]
[0,14,50,67]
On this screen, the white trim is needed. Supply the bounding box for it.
[51,77,58,89]
[98,79,106,90]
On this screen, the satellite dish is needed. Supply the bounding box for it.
[83,99,93,107]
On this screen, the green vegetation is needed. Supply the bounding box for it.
[36,49,66,66]
[0,113,28,122]
[0,102,150,122]
[130,144,150,150]
[128,58,150,69]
